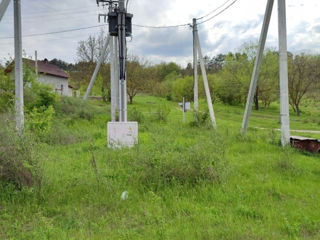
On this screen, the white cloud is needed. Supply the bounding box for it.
[0,0,319,66]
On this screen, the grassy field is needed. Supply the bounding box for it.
[1,95,320,239]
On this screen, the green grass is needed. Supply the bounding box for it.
[0,95,319,239]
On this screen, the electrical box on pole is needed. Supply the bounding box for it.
[97,0,138,149]
[108,11,133,37]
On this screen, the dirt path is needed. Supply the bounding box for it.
[255,127,320,134]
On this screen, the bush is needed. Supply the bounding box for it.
[0,116,41,189]
[153,103,171,122]
[0,70,14,113]
[42,120,85,145]
[24,82,58,111]
[26,105,55,136]
[171,76,194,102]
[129,107,145,123]
[189,110,210,128]
[54,96,99,121]
[126,134,228,190]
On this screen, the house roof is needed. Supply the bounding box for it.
[26,59,69,79]
[6,58,69,79]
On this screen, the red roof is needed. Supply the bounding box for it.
[5,58,69,79]
[27,59,69,79]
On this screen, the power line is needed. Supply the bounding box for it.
[0,24,108,40]
[198,0,239,25]
[0,0,238,39]
[132,23,190,29]
[132,0,239,29]
[196,0,233,20]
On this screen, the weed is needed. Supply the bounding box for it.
[0,115,41,189]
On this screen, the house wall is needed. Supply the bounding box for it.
[38,75,69,96]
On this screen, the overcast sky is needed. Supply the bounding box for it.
[0,0,319,66]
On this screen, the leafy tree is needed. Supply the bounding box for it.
[288,54,318,116]
[215,52,251,105]
[256,50,279,109]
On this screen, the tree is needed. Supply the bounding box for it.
[126,57,148,104]
[73,30,110,100]
[76,30,108,63]
[288,54,318,116]
[215,52,251,105]
[256,50,279,109]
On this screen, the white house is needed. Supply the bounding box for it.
[6,58,75,97]
[29,58,70,96]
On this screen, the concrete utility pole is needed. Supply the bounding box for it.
[0,0,11,22]
[118,0,127,122]
[83,35,110,100]
[278,0,290,146]
[193,18,199,112]
[182,97,186,123]
[242,0,274,134]
[110,36,120,121]
[35,50,38,80]
[241,0,290,146]
[14,0,24,133]
[195,31,217,129]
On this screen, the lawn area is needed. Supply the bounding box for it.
[0,95,319,239]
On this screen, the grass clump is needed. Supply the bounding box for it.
[0,116,41,189]
[129,107,145,123]
[54,96,100,121]
[190,110,210,128]
[153,103,171,122]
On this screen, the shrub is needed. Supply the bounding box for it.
[0,70,14,113]
[0,116,41,189]
[153,103,171,122]
[127,133,228,190]
[24,82,58,111]
[171,76,194,102]
[42,120,84,145]
[129,107,145,123]
[54,96,98,121]
[26,105,55,136]
[189,110,210,128]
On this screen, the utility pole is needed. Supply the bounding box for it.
[14,0,24,133]
[182,97,186,123]
[83,35,110,100]
[0,0,11,22]
[193,18,198,112]
[118,0,127,122]
[242,0,274,134]
[195,30,217,129]
[278,0,290,146]
[241,0,290,146]
[35,50,38,80]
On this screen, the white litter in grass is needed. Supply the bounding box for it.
[121,191,128,200]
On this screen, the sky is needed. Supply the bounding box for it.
[0,0,319,67]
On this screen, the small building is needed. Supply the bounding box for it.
[6,58,73,97]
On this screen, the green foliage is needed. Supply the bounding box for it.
[171,76,194,102]
[153,102,171,122]
[0,95,320,239]
[215,52,251,105]
[24,82,58,111]
[0,116,41,189]
[128,107,145,123]
[0,69,14,113]
[54,96,99,121]
[26,106,55,136]
[189,110,210,128]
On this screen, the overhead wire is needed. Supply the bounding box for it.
[0,0,239,39]
[0,24,108,40]
[197,0,238,25]
[196,0,234,20]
